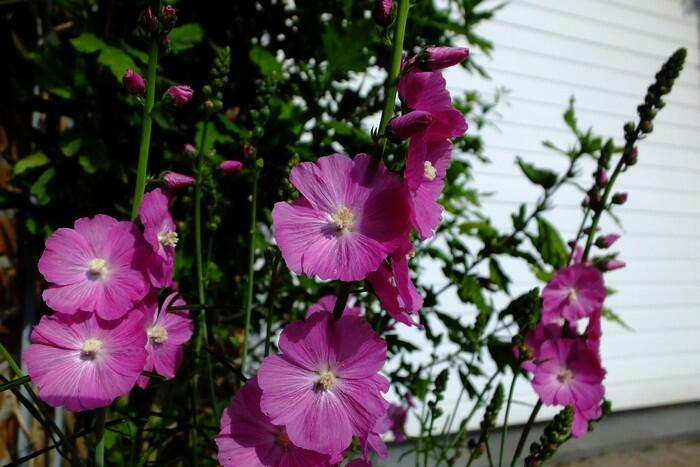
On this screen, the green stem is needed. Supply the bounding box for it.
[264,256,280,357]
[332,281,352,320]
[241,169,260,376]
[0,342,22,377]
[94,408,106,467]
[499,372,517,467]
[377,0,410,148]
[130,39,159,220]
[510,400,542,467]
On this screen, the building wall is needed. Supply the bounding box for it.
[409,0,700,434]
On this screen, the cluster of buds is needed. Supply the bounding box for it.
[467,383,504,460]
[427,369,449,420]
[525,406,573,467]
[137,5,178,42]
[201,46,231,114]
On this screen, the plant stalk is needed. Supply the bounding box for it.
[94,408,106,467]
[499,372,517,467]
[510,400,542,467]
[241,168,260,376]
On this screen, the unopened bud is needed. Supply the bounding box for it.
[373,0,394,26]
[388,111,433,141]
[220,160,243,174]
[595,167,607,186]
[183,144,197,156]
[641,120,654,133]
[611,192,628,205]
[243,144,256,157]
[139,8,158,31]
[122,69,146,95]
[416,46,469,71]
[624,147,638,166]
[601,259,626,271]
[164,85,194,108]
[163,171,195,189]
[595,233,620,248]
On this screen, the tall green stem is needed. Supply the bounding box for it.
[510,400,542,467]
[130,39,159,220]
[499,372,517,467]
[241,169,260,376]
[94,408,106,467]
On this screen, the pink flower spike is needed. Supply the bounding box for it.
[258,312,389,456]
[595,233,620,249]
[22,310,147,412]
[306,294,362,318]
[601,259,626,271]
[122,69,146,95]
[272,153,410,282]
[139,188,177,288]
[216,377,331,467]
[38,214,150,320]
[220,160,244,174]
[418,47,469,71]
[137,292,193,389]
[388,111,433,141]
[163,171,195,189]
[165,85,193,108]
[532,338,605,412]
[541,265,606,323]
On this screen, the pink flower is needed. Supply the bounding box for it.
[220,160,244,174]
[258,312,389,456]
[520,322,570,373]
[387,402,409,442]
[595,233,620,249]
[368,240,423,327]
[397,70,467,140]
[137,292,193,389]
[216,377,331,467]
[388,111,433,141]
[571,403,602,438]
[165,85,194,108]
[306,295,361,318]
[360,413,391,459]
[122,69,146,95]
[38,214,150,320]
[163,171,195,189]
[541,265,606,323]
[532,338,605,412]
[22,310,147,412]
[404,132,452,239]
[272,153,409,282]
[416,47,469,71]
[139,188,177,288]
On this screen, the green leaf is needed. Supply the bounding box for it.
[531,217,568,268]
[563,96,578,133]
[169,23,205,53]
[602,307,633,331]
[487,337,518,372]
[322,23,372,72]
[516,157,558,189]
[70,32,106,54]
[457,275,490,314]
[0,375,30,393]
[488,259,510,293]
[249,46,283,79]
[78,137,109,173]
[13,152,49,175]
[30,167,56,205]
[97,45,137,80]
[60,138,82,157]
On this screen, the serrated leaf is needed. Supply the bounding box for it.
[169,23,204,53]
[70,32,106,54]
[249,46,282,79]
[14,152,49,175]
[516,157,558,189]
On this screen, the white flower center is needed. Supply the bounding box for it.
[316,370,337,391]
[566,287,578,301]
[557,368,574,384]
[81,338,103,360]
[87,258,110,280]
[158,230,178,248]
[331,207,355,232]
[423,161,437,181]
[147,325,168,344]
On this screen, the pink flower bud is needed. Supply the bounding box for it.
[139,8,158,31]
[388,111,433,141]
[243,144,256,157]
[625,146,638,166]
[165,85,194,108]
[220,160,243,174]
[183,144,197,156]
[595,233,620,248]
[595,167,607,186]
[612,192,628,205]
[373,0,394,26]
[417,47,469,71]
[602,259,626,271]
[162,5,177,18]
[122,69,146,95]
[163,171,195,189]
[583,226,600,235]
[162,35,171,48]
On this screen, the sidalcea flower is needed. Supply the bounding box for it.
[137,292,193,389]
[306,294,361,318]
[532,338,605,416]
[415,47,469,71]
[216,377,331,467]
[387,402,409,442]
[163,171,195,189]
[272,153,409,282]
[368,240,423,327]
[22,310,146,412]
[397,69,467,140]
[220,160,244,174]
[388,110,433,141]
[404,132,452,239]
[258,311,389,456]
[139,188,177,288]
[122,69,146,95]
[360,413,391,460]
[38,214,149,320]
[541,265,606,323]
[165,85,193,108]
[571,402,602,438]
[520,322,571,373]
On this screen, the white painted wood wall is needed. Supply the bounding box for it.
[406,0,700,433]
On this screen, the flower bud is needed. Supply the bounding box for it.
[601,259,626,271]
[161,5,178,32]
[416,47,469,71]
[164,85,194,108]
[373,0,394,26]
[183,144,197,156]
[388,111,433,141]
[162,34,171,48]
[122,69,146,95]
[139,8,158,31]
[163,171,195,189]
[243,144,256,157]
[641,120,654,133]
[595,167,607,187]
[595,233,620,248]
[611,192,628,205]
[162,5,177,18]
[220,160,243,174]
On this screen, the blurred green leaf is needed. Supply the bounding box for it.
[70,32,106,54]
[97,45,137,80]
[13,152,49,175]
[30,167,56,205]
[249,46,283,79]
[516,157,557,189]
[169,23,205,53]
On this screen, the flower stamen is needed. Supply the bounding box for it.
[87,258,110,280]
[158,230,179,248]
[147,325,168,344]
[81,338,103,360]
[331,207,355,232]
[317,370,337,391]
[557,368,574,384]
[423,161,437,181]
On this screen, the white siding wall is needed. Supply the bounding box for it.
[408,0,700,432]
